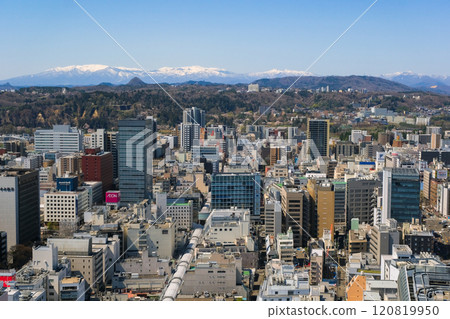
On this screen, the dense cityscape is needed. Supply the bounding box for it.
[0,90,449,301]
[1,2,450,314]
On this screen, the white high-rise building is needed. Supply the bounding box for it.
[180,123,201,152]
[87,129,105,150]
[44,189,89,223]
[166,200,194,231]
[439,183,450,218]
[35,125,83,153]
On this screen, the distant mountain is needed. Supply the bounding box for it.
[3,65,448,94]
[177,80,223,86]
[98,82,114,87]
[253,75,412,92]
[125,77,147,87]
[249,69,313,79]
[382,71,450,94]
[0,64,314,87]
[0,82,17,91]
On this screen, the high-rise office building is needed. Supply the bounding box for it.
[332,181,346,233]
[431,133,441,149]
[279,186,310,248]
[0,169,40,250]
[87,129,105,150]
[276,229,295,263]
[306,179,319,239]
[105,131,118,179]
[2,139,26,156]
[57,154,83,177]
[210,172,261,216]
[35,125,83,153]
[264,199,282,237]
[307,119,329,158]
[382,168,420,223]
[310,249,324,285]
[336,141,359,157]
[423,168,433,201]
[426,126,442,135]
[118,117,157,205]
[369,219,400,264]
[180,123,201,152]
[44,188,89,223]
[183,107,205,127]
[82,149,113,195]
[346,178,380,226]
[317,182,335,239]
[438,183,450,218]
[269,147,282,166]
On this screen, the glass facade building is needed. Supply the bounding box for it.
[307,119,329,158]
[118,117,156,205]
[210,173,261,216]
[382,168,420,223]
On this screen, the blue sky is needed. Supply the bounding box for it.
[0,0,449,79]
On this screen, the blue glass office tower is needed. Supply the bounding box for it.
[382,168,420,223]
[118,117,157,205]
[210,173,261,216]
[307,119,330,158]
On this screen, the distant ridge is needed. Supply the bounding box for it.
[0,64,315,87]
[98,82,114,87]
[0,82,16,91]
[253,75,411,92]
[2,64,449,94]
[382,71,450,94]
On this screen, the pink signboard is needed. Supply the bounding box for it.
[105,191,120,204]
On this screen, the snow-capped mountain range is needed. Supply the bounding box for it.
[381,71,450,94]
[1,65,449,94]
[0,64,314,87]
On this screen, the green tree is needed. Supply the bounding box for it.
[8,245,32,269]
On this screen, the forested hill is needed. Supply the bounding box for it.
[0,83,448,134]
[253,75,411,92]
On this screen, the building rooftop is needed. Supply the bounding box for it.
[364,291,381,301]
[366,280,398,290]
[61,277,81,285]
[389,167,419,176]
[0,169,36,177]
[167,202,190,206]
